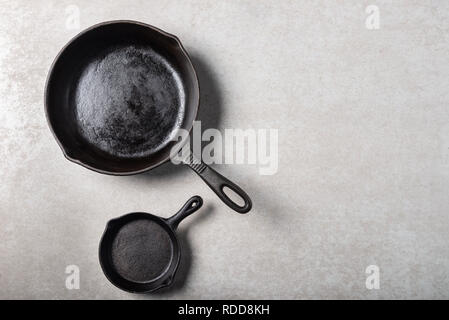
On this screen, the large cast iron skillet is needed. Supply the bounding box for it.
[45,20,251,213]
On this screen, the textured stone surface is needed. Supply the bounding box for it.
[1,0,449,299]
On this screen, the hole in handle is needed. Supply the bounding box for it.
[183,196,203,215]
[222,186,245,207]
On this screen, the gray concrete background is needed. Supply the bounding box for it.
[1,0,449,299]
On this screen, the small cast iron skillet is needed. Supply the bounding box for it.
[99,196,203,293]
[45,20,251,213]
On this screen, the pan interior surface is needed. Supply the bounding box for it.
[110,219,174,283]
[72,44,185,158]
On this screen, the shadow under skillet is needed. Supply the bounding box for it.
[189,52,223,147]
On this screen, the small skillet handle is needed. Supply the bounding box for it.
[184,154,252,214]
[166,196,203,230]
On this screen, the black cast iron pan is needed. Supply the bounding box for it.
[99,196,203,293]
[45,20,251,213]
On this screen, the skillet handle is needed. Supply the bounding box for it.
[166,196,203,230]
[185,154,252,214]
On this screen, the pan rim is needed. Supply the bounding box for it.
[44,20,200,176]
[98,212,181,293]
